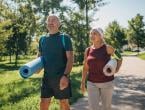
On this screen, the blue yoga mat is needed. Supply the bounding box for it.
[19,57,44,78]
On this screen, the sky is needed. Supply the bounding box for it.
[90,0,145,30]
[5,0,145,31]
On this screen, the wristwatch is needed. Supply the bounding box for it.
[63,74,69,77]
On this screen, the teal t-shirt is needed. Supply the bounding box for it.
[39,32,73,78]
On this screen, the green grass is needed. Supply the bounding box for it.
[0,56,83,110]
[138,53,145,60]
[122,51,137,55]
[122,51,145,60]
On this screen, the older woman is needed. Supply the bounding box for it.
[81,28,122,110]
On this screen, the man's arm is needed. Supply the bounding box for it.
[59,51,73,90]
[36,50,43,74]
[63,51,74,76]
[37,51,41,57]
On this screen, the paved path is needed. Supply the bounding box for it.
[71,56,145,110]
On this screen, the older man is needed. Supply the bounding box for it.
[38,15,73,110]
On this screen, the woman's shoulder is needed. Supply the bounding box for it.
[84,46,91,57]
[105,44,115,55]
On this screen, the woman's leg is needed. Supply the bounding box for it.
[100,81,114,110]
[87,81,100,110]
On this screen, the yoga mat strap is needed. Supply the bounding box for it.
[40,33,66,50]
[112,49,122,60]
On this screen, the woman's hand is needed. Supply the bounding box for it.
[80,82,86,95]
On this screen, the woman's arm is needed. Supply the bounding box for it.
[81,48,89,83]
[81,48,89,94]
[106,45,123,73]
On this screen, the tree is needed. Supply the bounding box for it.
[0,1,13,60]
[127,13,145,53]
[72,0,107,45]
[105,21,127,51]
[0,20,12,60]
[61,11,87,64]
[30,0,65,33]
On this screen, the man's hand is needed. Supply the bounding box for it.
[59,75,69,90]
[36,69,43,74]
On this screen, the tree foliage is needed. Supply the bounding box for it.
[72,0,107,45]
[105,21,127,51]
[1,0,145,65]
[0,20,12,60]
[61,11,87,64]
[127,14,145,51]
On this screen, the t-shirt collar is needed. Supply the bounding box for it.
[49,32,60,37]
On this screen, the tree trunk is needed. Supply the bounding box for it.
[15,50,18,67]
[137,39,140,55]
[9,51,12,63]
[15,38,19,67]
[85,0,89,46]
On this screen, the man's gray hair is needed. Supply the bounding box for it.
[46,14,61,24]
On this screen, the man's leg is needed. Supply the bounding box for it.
[59,99,70,110]
[40,98,51,110]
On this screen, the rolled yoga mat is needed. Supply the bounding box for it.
[103,59,117,76]
[19,57,44,78]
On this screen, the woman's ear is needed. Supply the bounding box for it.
[59,24,62,29]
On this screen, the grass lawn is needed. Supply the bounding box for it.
[0,56,83,110]
[122,51,145,60]
[122,51,137,56]
[138,53,145,60]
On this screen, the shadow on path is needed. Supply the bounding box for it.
[71,74,145,110]
[113,75,145,110]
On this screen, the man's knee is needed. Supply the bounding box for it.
[60,99,69,104]
[60,99,70,110]
[40,98,51,108]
